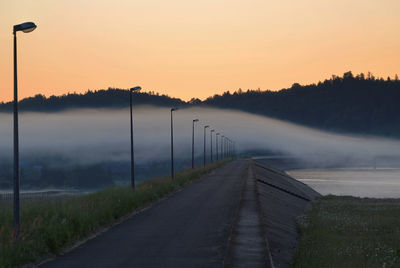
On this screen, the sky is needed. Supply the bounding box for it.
[0,0,399,102]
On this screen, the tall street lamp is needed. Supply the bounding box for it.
[226,138,230,157]
[221,135,225,158]
[226,139,231,157]
[171,108,179,179]
[227,138,230,157]
[203,125,209,166]
[129,86,141,191]
[225,137,229,157]
[228,139,232,157]
[224,137,227,158]
[13,21,37,238]
[216,133,220,160]
[210,129,215,162]
[192,119,199,168]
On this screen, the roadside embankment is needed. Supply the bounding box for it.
[224,158,321,268]
[252,159,321,268]
[254,157,400,268]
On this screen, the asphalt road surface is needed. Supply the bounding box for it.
[41,160,247,268]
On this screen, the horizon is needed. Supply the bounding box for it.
[1,0,399,102]
[0,70,397,104]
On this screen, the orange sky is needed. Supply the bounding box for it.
[0,0,399,102]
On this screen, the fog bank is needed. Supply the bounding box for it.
[1,106,400,167]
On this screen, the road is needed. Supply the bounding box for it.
[41,160,247,268]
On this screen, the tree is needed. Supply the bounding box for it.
[343,71,354,80]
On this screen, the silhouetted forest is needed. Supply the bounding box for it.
[1,72,400,137]
[203,72,400,137]
[0,88,184,112]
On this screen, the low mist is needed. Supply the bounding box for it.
[1,106,400,188]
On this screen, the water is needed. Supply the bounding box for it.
[287,168,400,198]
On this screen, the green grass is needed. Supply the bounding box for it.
[293,195,400,268]
[0,159,231,267]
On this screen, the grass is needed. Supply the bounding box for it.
[0,159,231,267]
[293,195,400,268]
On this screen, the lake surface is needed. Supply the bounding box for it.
[287,168,400,198]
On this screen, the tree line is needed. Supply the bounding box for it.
[1,72,399,137]
[0,88,184,112]
[202,72,400,137]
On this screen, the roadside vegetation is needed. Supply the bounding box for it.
[293,195,400,268]
[0,159,231,267]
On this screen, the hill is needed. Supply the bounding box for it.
[0,88,184,112]
[202,72,400,137]
[1,72,400,137]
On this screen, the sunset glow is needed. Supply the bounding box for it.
[1,0,399,102]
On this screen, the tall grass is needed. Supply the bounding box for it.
[0,159,230,267]
[293,195,400,268]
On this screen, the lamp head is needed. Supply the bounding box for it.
[216,133,220,135]
[193,119,199,122]
[171,107,179,112]
[204,125,209,129]
[130,86,141,91]
[13,22,37,34]
[211,129,215,132]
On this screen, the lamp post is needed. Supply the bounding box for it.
[203,125,209,166]
[12,21,37,238]
[228,139,232,157]
[129,86,141,191]
[171,108,179,179]
[221,135,225,158]
[226,139,231,157]
[216,133,220,160]
[227,138,230,157]
[225,137,229,157]
[210,129,215,162]
[192,119,199,168]
[224,137,227,158]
